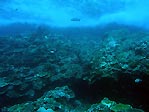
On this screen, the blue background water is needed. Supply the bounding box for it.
[0,0,149,27]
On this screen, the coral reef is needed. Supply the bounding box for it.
[2,87,144,112]
[2,86,84,112]
[87,98,144,112]
[84,29,149,83]
[0,25,148,111]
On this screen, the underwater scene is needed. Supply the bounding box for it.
[0,0,149,112]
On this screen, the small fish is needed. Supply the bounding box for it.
[135,78,142,83]
[71,18,80,21]
[50,50,55,54]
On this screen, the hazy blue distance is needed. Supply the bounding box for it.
[0,0,149,28]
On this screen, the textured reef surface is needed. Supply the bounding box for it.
[0,25,148,111]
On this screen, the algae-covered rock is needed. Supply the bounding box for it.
[110,103,132,112]
[37,107,54,112]
[7,103,34,112]
[101,97,116,108]
[46,86,75,99]
[86,103,110,112]
[111,105,144,112]
[0,78,8,88]
[87,97,144,112]
[0,78,9,95]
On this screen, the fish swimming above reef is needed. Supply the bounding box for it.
[71,18,80,21]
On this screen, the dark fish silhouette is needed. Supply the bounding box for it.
[71,18,80,21]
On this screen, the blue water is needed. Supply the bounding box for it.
[0,0,149,27]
